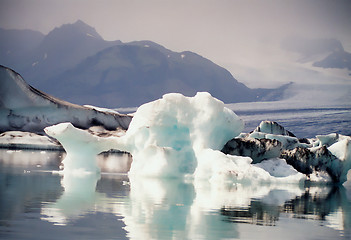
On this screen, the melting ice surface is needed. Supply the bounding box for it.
[45,92,312,183]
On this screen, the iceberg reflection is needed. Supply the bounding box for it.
[121,179,351,239]
[38,170,351,239]
[41,173,103,225]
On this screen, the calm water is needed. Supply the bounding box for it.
[1,102,351,240]
[228,101,351,138]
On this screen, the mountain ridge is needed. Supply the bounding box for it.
[0,20,293,108]
[281,36,351,72]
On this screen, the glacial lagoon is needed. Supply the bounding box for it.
[1,101,351,239]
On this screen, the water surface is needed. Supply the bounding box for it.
[1,149,351,240]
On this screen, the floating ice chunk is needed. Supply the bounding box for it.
[279,138,351,183]
[44,123,118,174]
[328,138,351,162]
[315,133,351,148]
[253,121,295,137]
[316,133,340,146]
[328,138,351,183]
[248,121,310,150]
[255,158,303,178]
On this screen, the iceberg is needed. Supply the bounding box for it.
[44,92,351,184]
[45,92,243,177]
[253,120,296,137]
[45,92,302,183]
[0,65,132,134]
[225,121,351,183]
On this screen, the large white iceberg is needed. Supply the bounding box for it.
[45,92,243,176]
[45,92,306,183]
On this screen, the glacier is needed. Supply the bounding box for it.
[43,91,350,184]
[0,65,132,134]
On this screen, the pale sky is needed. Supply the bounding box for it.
[1,0,351,88]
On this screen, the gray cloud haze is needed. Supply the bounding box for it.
[1,0,351,89]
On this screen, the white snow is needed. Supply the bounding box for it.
[86,33,97,38]
[0,131,62,150]
[83,104,121,114]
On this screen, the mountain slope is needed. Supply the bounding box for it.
[46,43,289,108]
[313,50,351,71]
[281,36,351,72]
[0,20,292,108]
[1,20,121,87]
[0,28,44,69]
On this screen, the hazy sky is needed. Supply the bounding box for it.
[1,0,351,88]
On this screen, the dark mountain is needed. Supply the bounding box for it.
[0,20,121,87]
[46,42,290,108]
[281,36,351,71]
[0,20,291,108]
[0,28,44,69]
[281,37,343,56]
[313,49,351,70]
